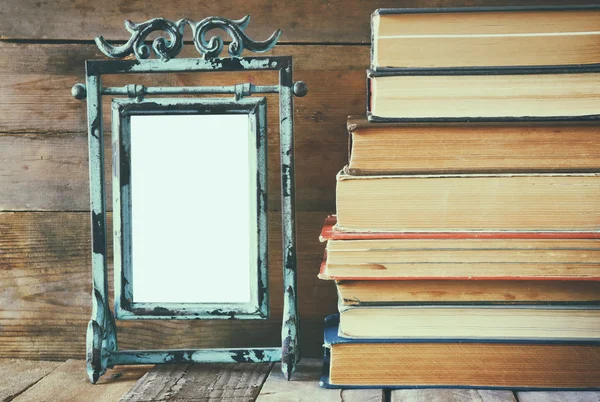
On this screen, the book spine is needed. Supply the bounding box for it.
[375,4,600,15]
[369,9,378,70]
[366,71,373,120]
[346,129,354,175]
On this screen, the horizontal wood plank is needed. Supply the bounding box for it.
[13,360,150,402]
[256,359,384,401]
[121,363,272,401]
[516,392,600,402]
[0,130,339,212]
[0,359,62,401]
[5,0,596,42]
[0,43,361,212]
[392,389,517,402]
[0,211,335,360]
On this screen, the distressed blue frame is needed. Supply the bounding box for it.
[78,55,302,383]
[112,97,269,320]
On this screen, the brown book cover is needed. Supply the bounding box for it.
[322,315,600,389]
[346,116,600,175]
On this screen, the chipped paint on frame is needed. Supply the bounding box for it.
[75,23,305,381]
[112,97,270,321]
[84,71,118,383]
[108,347,282,366]
[95,16,281,61]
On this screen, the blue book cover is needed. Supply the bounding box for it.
[320,314,600,390]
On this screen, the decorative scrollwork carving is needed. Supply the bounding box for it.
[95,16,281,61]
[96,18,185,61]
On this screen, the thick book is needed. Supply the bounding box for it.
[319,216,600,303]
[321,315,600,389]
[371,6,600,70]
[318,237,600,281]
[346,116,600,175]
[366,68,600,121]
[337,305,600,340]
[334,279,600,307]
[336,169,600,232]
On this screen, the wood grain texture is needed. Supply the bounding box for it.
[516,392,600,402]
[256,359,384,402]
[0,359,61,401]
[0,211,335,360]
[121,363,272,401]
[5,0,599,42]
[120,365,188,401]
[12,360,149,402]
[0,43,360,212]
[392,389,517,402]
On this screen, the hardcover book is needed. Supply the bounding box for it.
[337,305,600,340]
[371,6,600,70]
[367,68,600,121]
[319,237,600,281]
[334,279,600,307]
[346,116,600,175]
[321,315,600,389]
[335,169,600,232]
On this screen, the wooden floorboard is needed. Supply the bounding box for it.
[121,363,272,402]
[1,359,599,401]
[392,389,517,402]
[256,359,384,402]
[11,360,150,402]
[0,359,61,401]
[516,391,600,402]
[120,365,188,402]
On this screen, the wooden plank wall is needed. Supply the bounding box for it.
[2,0,599,361]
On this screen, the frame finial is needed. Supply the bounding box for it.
[95,16,281,61]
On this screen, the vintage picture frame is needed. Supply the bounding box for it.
[72,16,307,383]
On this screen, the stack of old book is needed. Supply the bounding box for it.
[319,6,600,390]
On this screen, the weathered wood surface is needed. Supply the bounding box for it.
[392,389,517,402]
[0,211,335,360]
[5,0,599,42]
[0,359,61,401]
[1,358,598,402]
[12,360,149,402]
[256,359,384,402]
[517,392,600,402]
[120,365,188,402]
[0,43,359,212]
[121,363,272,401]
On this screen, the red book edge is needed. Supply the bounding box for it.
[319,216,600,281]
[320,215,600,241]
[318,249,330,280]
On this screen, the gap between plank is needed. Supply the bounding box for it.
[0,38,368,46]
[4,361,64,401]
